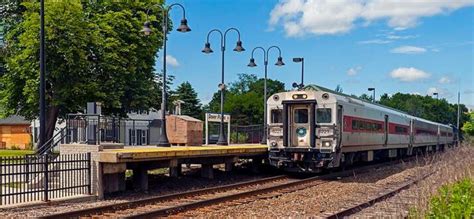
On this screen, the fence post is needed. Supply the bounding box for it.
[0,157,3,205]
[43,154,49,202]
[87,152,92,195]
[25,156,29,183]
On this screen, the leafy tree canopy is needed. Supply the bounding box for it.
[462,112,474,136]
[379,93,469,126]
[206,73,285,125]
[0,0,165,142]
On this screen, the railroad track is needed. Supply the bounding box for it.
[41,160,400,219]
[325,170,435,219]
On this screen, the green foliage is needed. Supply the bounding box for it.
[230,132,248,144]
[173,81,202,119]
[206,74,285,125]
[379,93,469,126]
[0,149,34,157]
[428,178,474,218]
[1,1,165,141]
[462,112,474,136]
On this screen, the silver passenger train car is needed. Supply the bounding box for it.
[266,85,456,172]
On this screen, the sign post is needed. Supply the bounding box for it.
[205,113,231,145]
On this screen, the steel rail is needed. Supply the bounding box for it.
[125,161,399,218]
[40,175,288,219]
[42,154,436,218]
[326,171,435,219]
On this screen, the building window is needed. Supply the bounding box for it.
[294,109,308,124]
[316,108,332,123]
[271,109,283,124]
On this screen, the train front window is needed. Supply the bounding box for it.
[317,108,332,123]
[294,109,308,124]
[271,109,282,123]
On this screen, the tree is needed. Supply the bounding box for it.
[206,74,285,125]
[1,1,165,145]
[462,112,474,136]
[335,84,343,93]
[174,81,202,119]
[378,93,469,126]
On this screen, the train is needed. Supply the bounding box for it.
[266,85,458,173]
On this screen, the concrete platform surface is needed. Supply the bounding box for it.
[98,144,268,163]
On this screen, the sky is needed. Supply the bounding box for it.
[154,0,474,108]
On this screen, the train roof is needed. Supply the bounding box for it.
[303,84,451,128]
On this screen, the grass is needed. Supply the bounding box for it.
[0,149,35,157]
[428,178,474,218]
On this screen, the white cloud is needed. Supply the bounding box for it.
[389,67,431,82]
[385,34,418,40]
[347,66,362,76]
[390,46,427,54]
[427,87,440,95]
[166,55,179,67]
[438,76,452,84]
[358,39,392,44]
[269,0,474,37]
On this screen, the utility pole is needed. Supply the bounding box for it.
[457,91,460,145]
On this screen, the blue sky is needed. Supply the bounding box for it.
[155,0,474,108]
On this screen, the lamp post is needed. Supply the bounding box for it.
[141,3,191,147]
[368,87,375,103]
[292,57,304,87]
[247,46,284,145]
[202,28,245,145]
[433,92,439,99]
[39,0,46,150]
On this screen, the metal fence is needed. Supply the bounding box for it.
[66,114,153,146]
[230,124,264,144]
[0,153,91,206]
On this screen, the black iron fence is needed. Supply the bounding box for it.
[230,124,264,144]
[0,153,91,206]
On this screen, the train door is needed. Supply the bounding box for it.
[384,115,389,146]
[289,105,310,147]
[337,105,343,149]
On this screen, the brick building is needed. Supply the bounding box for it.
[0,115,32,149]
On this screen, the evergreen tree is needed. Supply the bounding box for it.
[174,81,202,119]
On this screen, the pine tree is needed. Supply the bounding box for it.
[174,81,202,119]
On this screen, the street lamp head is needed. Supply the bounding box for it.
[233,40,245,52]
[202,42,213,54]
[141,21,152,36]
[176,18,191,32]
[247,58,257,67]
[292,57,303,62]
[368,88,375,91]
[275,56,285,66]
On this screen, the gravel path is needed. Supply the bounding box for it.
[350,146,474,218]
[183,147,473,218]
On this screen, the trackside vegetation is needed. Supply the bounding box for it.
[427,178,474,218]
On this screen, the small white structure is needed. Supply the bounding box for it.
[204,113,231,145]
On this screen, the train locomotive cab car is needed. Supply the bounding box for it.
[266,85,455,173]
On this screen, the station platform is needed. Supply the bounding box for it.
[59,143,269,198]
[98,144,268,163]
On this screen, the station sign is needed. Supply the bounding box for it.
[206,113,230,123]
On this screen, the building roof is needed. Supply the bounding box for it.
[0,115,30,125]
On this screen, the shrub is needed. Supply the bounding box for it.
[428,178,473,218]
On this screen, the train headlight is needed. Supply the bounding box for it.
[271,141,278,147]
[322,141,332,147]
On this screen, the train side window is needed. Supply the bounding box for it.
[316,108,332,123]
[271,109,282,123]
[294,109,308,123]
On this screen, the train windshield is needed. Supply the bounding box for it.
[271,109,282,123]
[316,108,332,123]
[294,109,308,123]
